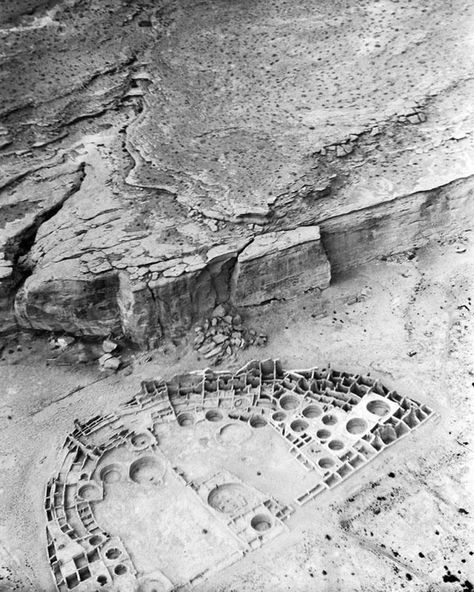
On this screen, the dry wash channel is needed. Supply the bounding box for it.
[44,359,433,592]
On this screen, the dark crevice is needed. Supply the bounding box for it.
[4,162,86,295]
[145,282,164,340]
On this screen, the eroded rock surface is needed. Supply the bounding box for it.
[233,226,330,306]
[1,0,473,342]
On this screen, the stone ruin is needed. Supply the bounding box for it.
[45,359,433,591]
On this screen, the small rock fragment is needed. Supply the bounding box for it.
[102,339,118,353]
[194,334,205,347]
[102,356,121,370]
[98,353,113,364]
[343,143,354,155]
[204,345,224,359]
[212,304,227,318]
[56,336,75,349]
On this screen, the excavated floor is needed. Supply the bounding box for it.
[0,238,472,591]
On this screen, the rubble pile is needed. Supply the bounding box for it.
[46,335,123,370]
[97,338,121,371]
[193,305,267,365]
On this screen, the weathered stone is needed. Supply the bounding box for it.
[407,114,421,124]
[102,339,118,353]
[198,342,217,355]
[212,304,227,318]
[204,345,224,359]
[56,336,75,348]
[232,226,331,307]
[101,356,121,370]
[15,262,121,336]
[193,334,205,347]
[98,353,113,365]
[212,333,228,345]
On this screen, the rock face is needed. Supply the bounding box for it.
[320,175,474,275]
[1,0,473,343]
[0,162,85,334]
[232,227,330,306]
[15,266,121,336]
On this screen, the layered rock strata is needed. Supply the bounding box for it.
[232,226,330,306]
[1,0,473,343]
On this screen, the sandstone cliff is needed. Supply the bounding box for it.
[1,0,473,343]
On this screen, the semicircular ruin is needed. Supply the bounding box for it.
[44,359,433,591]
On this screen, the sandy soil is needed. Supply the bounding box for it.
[0,235,473,591]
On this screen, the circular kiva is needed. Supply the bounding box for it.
[77,483,101,501]
[205,409,223,422]
[328,439,344,451]
[114,564,127,576]
[130,432,152,449]
[322,414,338,426]
[105,547,121,560]
[366,399,391,416]
[249,414,268,428]
[345,417,368,435]
[129,457,164,485]
[250,513,273,532]
[318,457,335,469]
[218,422,253,444]
[272,411,287,422]
[207,483,249,513]
[177,412,195,426]
[89,535,103,547]
[279,394,299,411]
[100,464,122,484]
[316,428,331,440]
[290,419,309,433]
[302,404,322,419]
